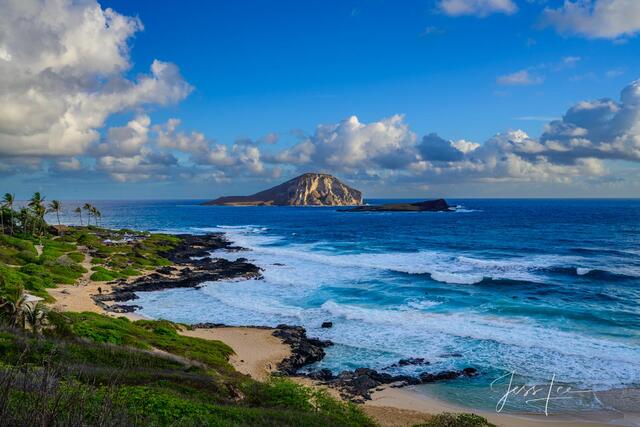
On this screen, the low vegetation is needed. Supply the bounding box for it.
[0,312,375,426]
[414,413,496,427]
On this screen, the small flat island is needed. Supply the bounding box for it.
[340,199,453,212]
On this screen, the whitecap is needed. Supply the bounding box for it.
[577,267,593,276]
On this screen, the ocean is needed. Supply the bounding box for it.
[54,199,640,414]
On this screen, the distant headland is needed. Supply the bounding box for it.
[201,173,363,206]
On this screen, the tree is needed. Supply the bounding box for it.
[37,204,47,236]
[0,288,27,328]
[83,203,93,227]
[28,192,46,236]
[91,207,102,227]
[18,208,29,235]
[28,192,44,210]
[74,206,83,226]
[48,200,62,229]
[22,302,47,335]
[2,193,15,235]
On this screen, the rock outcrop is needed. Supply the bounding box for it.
[201,173,363,206]
[340,199,452,212]
[273,325,333,375]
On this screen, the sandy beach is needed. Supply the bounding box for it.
[366,386,639,427]
[181,327,291,380]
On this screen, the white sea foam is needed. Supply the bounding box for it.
[133,286,640,389]
[405,298,441,310]
[132,223,640,390]
[577,267,593,276]
[211,232,564,285]
[430,272,484,284]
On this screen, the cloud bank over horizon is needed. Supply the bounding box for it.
[1,0,639,198]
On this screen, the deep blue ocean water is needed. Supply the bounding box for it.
[54,199,640,413]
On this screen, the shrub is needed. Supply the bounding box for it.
[415,412,496,427]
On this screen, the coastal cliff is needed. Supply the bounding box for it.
[202,173,363,206]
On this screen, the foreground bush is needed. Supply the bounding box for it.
[415,412,496,427]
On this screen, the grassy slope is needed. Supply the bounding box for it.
[0,227,180,300]
[0,229,375,426]
[0,313,374,426]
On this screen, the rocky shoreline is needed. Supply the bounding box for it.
[271,324,478,402]
[92,233,261,313]
[93,232,479,402]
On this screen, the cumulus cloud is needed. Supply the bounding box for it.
[153,118,281,179]
[542,0,640,39]
[265,79,640,187]
[269,115,417,174]
[93,116,151,157]
[0,0,191,157]
[418,134,466,161]
[540,79,640,162]
[439,0,518,17]
[497,70,544,85]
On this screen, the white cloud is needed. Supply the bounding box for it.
[55,157,82,171]
[0,0,191,157]
[562,56,582,67]
[497,70,544,85]
[542,0,640,39]
[93,115,151,157]
[540,79,640,162]
[420,26,445,37]
[271,115,417,173]
[266,78,640,187]
[439,0,517,17]
[606,68,626,78]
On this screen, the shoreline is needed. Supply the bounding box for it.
[45,230,639,427]
[366,386,639,427]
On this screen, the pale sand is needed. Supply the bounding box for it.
[180,327,291,381]
[366,386,638,427]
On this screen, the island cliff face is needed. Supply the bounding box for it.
[202,173,363,206]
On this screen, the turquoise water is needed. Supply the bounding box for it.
[55,199,640,413]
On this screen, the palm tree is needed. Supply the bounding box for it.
[0,288,27,328]
[22,302,47,335]
[35,203,47,236]
[18,208,28,235]
[28,192,44,210]
[74,206,83,226]
[48,200,62,228]
[2,193,15,235]
[83,203,93,227]
[28,192,45,236]
[91,207,102,227]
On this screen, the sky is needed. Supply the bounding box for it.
[1,0,640,199]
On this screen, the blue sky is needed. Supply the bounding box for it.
[1,0,640,199]
[103,0,634,142]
